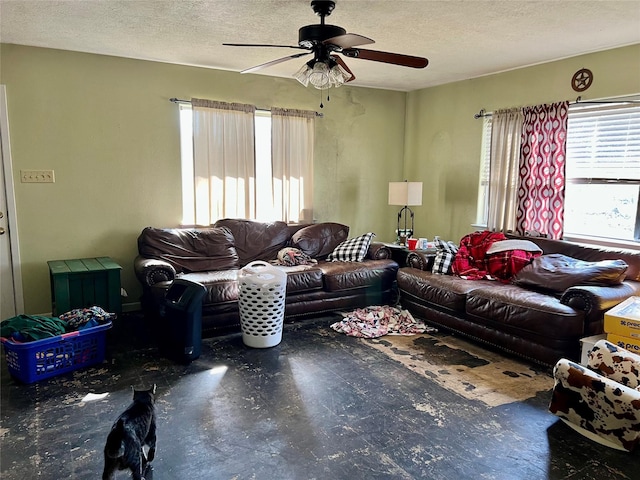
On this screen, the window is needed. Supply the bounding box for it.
[476,99,640,246]
[179,104,311,225]
[475,116,492,227]
[253,111,275,222]
[180,99,317,225]
[179,104,195,225]
[564,102,640,244]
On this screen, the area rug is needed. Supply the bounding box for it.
[361,332,554,407]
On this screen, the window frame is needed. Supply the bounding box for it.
[475,99,640,249]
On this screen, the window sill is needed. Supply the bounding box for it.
[562,234,640,252]
[470,224,639,251]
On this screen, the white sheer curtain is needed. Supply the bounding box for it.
[271,107,315,223]
[486,108,524,232]
[191,98,256,225]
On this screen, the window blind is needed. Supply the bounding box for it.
[566,103,640,181]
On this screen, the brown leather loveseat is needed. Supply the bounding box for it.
[397,235,640,366]
[134,219,398,336]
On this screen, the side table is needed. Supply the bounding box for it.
[48,257,122,316]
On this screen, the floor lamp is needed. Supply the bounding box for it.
[388,181,423,245]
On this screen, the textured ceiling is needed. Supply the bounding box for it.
[1,0,639,91]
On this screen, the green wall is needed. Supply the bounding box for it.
[403,44,640,244]
[2,43,638,314]
[0,44,407,314]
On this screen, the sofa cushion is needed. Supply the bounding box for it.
[506,234,640,282]
[213,219,290,266]
[319,259,398,292]
[277,265,324,293]
[465,283,586,338]
[291,222,350,258]
[328,232,376,262]
[397,268,493,313]
[180,265,324,301]
[138,226,239,273]
[512,254,629,293]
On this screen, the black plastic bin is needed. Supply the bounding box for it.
[159,279,207,363]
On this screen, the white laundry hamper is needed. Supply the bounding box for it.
[238,261,287,348]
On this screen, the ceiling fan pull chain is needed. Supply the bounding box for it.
[319,88,324,109]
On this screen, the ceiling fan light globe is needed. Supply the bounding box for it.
[328,63,351,87]
[309,62,330,89]
[294,64,312,87]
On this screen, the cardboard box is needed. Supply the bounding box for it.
[604,296,640,338]
[580,334,606,365]
[606,333,640,355]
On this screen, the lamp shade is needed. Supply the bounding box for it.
[388,182,423,206]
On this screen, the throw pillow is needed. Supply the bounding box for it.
[485,239,542,254]
[327,232,376,262]
[213,218,290,265]
[291,222,350,258]
[138,226,239,273]
[512,254,629,293]
[431,238,459,275]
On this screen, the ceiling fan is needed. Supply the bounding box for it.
[223,0,429,90]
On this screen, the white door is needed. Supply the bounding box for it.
[0,85,23,319]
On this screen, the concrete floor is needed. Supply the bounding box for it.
[1,314,638,479]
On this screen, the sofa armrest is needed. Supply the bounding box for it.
[134,255,177,287]
[367,242,392,260]
[560,282,640,314]
[560,282,640,335]
[405,251,436,271]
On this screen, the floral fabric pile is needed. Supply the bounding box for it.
[59,306,116,330]
[331,305,436,338]
[270,247,318,266]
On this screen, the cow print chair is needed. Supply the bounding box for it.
[549,339,640,452]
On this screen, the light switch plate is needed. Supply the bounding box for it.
[20,170,55,183]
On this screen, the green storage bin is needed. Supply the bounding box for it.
[48,257,122,316]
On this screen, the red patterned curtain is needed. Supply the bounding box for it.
[516,101,569,239]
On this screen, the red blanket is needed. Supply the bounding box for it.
[452,231,541,281]
[452,231,507,280]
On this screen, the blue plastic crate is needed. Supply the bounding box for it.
[1,321,112,383]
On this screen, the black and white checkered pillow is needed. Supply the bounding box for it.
[431,238,459,274]
[327,232,376,262]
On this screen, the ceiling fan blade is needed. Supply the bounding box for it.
[223,43,308,50]
[331,55,355,82]
[241,52,312,74]
[342,48,429,69]
[324,33,374,49]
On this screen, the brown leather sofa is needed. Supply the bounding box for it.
[397,235,640,366]
[134,219,398,336]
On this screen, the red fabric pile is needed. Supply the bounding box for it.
[452,231,541,281]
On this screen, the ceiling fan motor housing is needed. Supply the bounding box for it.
[298,24,346,49]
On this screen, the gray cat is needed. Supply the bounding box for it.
[102,385,157,480]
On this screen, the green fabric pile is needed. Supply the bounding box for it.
[0,315,69,342]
